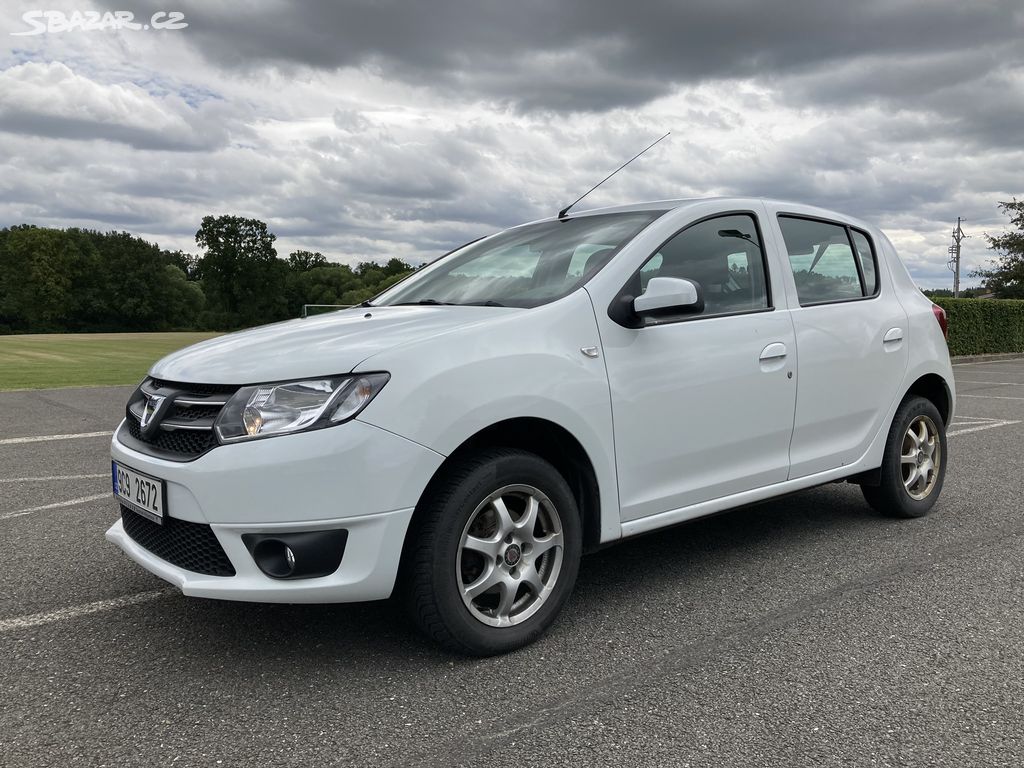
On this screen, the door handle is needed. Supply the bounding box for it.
[883,328,904,344]
[759,342,787,361]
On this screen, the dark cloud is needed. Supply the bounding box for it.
[150,0,1023,112]
[0,110,212,151]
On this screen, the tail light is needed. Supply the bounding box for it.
[931,303,948,340]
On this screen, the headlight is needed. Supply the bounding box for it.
[215,373,390,443]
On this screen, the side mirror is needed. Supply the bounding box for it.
[633,277,704,317]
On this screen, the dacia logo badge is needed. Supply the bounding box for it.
[140,394,165,430]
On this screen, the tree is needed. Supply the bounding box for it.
[973,199,1024,298]
[160,264,206,328]
[0,227,75,331]
[195,215,288,327]
[287,250,329,272]
[167,249,201,280]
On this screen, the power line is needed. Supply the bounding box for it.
[947,217,968,297]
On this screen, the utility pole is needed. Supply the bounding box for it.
[947,217,966,297]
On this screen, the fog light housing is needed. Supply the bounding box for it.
[242,530,349,580]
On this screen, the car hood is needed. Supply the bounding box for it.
[150,305,516,384]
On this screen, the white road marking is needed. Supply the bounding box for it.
[0,473,108,484]
[0,493,110,521]
[0,589,172,634]
[958,393,1024,401]
[957,380,1024,386]
[955,370,1024,377]
[952,358,1024,367]
[0,431,111,446]
[947,420,1021,437]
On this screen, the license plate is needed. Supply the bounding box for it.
[112,461,166,524]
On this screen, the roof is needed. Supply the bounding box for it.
[559,197,878,234]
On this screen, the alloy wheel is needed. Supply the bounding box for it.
[456,484,564,627]
[900,414,942,501]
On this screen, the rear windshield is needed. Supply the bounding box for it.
[374,211,663,309]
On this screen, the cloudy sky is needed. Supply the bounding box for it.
[1,0,1021,287]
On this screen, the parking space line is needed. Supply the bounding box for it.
[957,380,1024,386]
[0,473,108,484]
[0,493,110,521]
[947,420,1021,437]
[953,371,1024,378]
[0,431,111,446]
[959,393,1024,401]
[952,359,1024,367]
[0,589,172,634]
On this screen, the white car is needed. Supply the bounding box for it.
[108,197,954,655]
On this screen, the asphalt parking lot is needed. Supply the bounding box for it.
[2,361,1024,767]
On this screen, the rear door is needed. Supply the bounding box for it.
[765,207,909,478]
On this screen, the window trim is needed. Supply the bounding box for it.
[848,226,879,297]
[608,209,775,329]
[776,213,881,308]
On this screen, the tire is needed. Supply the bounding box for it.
[403,448,582,655]
[861,395,947,518]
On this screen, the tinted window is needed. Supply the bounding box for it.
[635,214,770,317]
[778,216,865,304]
[376,212,661,309]
[850,229,878,295]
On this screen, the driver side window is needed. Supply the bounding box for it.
[637,214,771,317]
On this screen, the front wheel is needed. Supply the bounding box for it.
[403,448,582,655]
[862,395,947,518]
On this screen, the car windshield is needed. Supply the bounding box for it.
[373,211,663,309]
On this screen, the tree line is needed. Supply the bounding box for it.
[0,215,414,334]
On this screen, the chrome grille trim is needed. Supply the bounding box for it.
[118,378,240,461]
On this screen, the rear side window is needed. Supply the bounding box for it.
[850,229,877,295]
[635,213,770,317]
[778,216,878,305]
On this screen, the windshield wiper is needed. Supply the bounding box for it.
[392,299,506,307]
[393,299,457,306]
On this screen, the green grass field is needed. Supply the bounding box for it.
[0,332,220,390]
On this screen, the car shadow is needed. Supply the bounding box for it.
[136,482,893,669]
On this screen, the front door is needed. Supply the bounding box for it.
[594,211,798,523]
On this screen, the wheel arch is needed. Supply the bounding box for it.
[904,373,953,426]
[405,417,603,556]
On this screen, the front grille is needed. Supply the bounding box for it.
[125,412,219,456]
[121,505,235,577]
[147,378,238,396]
[171,403,223,422]
[118,378,239,461]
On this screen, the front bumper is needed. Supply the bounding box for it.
[107,418,445,603]
[105,507,413,603]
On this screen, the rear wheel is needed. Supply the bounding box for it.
[404,448,582,655]
[862,395,946,518]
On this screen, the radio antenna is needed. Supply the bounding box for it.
[558,131,670,219]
